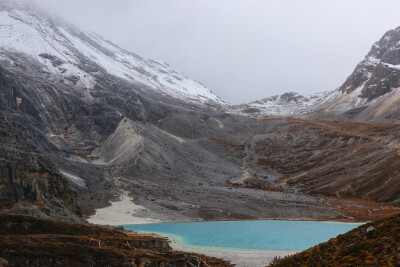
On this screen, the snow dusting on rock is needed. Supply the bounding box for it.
[0,0,224,105]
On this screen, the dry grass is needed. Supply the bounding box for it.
[0,214,232,267]
[270,213,400,267]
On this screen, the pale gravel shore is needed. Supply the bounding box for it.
[87,191,160,225]
[150,232,299,267]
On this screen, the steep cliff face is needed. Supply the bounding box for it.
[0,67,81,222]
[340,27,400,99]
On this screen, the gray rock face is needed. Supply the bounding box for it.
[0,69,81,223]
[340,26,400,100]
[318,26,400,121]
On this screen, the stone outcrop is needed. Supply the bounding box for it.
[340,26,400,100]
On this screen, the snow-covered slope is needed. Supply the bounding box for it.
[0,1,224,104]
[230,91,332,116]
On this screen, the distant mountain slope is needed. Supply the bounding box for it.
[231,91,332,116]
[250,119,400,205]
[0,0,233,221]
[271,213,400,267]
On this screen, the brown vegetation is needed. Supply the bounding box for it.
[322,196,400,222]
[253,118,400,206]
[270,213,400,267]
[0,214,231,267]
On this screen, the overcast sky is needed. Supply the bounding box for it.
[32,0,400,104]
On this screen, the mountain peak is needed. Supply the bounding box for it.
[339,26,400,99]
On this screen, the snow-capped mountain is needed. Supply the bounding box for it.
[0,0,224,105]
[231,91,331,116]
[323,26,400,120]
[234,26,400,121]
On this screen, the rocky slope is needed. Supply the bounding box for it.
[250,119,400,205]
[0,68,81,223]
[270,213,400,266]
[211,118,400,223]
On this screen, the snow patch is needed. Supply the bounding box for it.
[87,191,160,225]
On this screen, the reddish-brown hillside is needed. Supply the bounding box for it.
[270,213,400,266]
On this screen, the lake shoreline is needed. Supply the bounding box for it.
[133,230,300,267]
[87,198,369,225]
[122,220,362,266]
[119,217,367,225]
[85,191,384,226]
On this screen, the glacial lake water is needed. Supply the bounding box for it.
[123,220,362,251]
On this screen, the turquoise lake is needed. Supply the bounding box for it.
[123,220,362,251]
